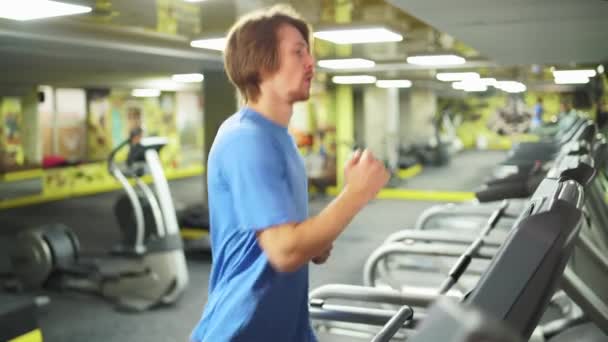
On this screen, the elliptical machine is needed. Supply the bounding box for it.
[10,131,189,311]
[114,129,211,254]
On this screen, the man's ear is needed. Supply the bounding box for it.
[258,66,275,82]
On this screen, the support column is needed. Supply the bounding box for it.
[385,88,400,170]
[362,86,400,170]
[400,89,437,146]
[334,0,353,189]
[336,85,353,188]
[202,70,237,201]
[22,88,41,165]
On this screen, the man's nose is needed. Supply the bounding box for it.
[306,53,315,73]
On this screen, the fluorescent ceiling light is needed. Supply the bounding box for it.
[477,78,497,87]
[191,38,226,51]
[552,69,596,78]
[314,28,403,44]
[172,73,204,83]
[452,78,495,89]
[495,81,526,93]
[463,86,488,92]
[332,75,377,85]
[376,80,412,88]
[318,58,375,70]
[154,81,179,91]
[554,76,590,85]
[407,54,465,66]
[451,81,470,90]
[451,82,466,90]
[0,0,92,21]
[451,81,487,92]
[132,89,161,97]
[598,65,605,74]
[436,72,479,82]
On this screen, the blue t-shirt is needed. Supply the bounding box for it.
[190,107,316,342]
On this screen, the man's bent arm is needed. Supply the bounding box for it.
[256,186,367,272]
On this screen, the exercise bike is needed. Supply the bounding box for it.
[10,135,189,311]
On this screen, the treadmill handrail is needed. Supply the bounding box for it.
[437,201,508,294]
[110,166,146,254]
[107,139,130,174]
[135,178,167,238]
[371,305,413,342]
[309,283,445,308]
[144,149,180,235]
[383,229,503,248]
[309,302,413,328]
[363,242,496,288]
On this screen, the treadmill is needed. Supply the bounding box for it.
[310,171,590,341]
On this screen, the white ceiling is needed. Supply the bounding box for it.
[0,17,223,86]
[1,0,606,89]
[388,0,608,66]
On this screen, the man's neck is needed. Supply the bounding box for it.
[248,96,292,127]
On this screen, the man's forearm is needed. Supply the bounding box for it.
[257,186,369,272]
[293,186,367,260]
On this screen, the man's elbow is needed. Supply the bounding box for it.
[267,250,307,273]
[256,224,309,273]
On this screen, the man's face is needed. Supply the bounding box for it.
[265,24,315,104]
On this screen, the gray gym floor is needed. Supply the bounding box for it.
[2,150,604,341]
[397,150,504,191]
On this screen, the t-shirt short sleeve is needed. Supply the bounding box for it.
[221,130,298,232]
